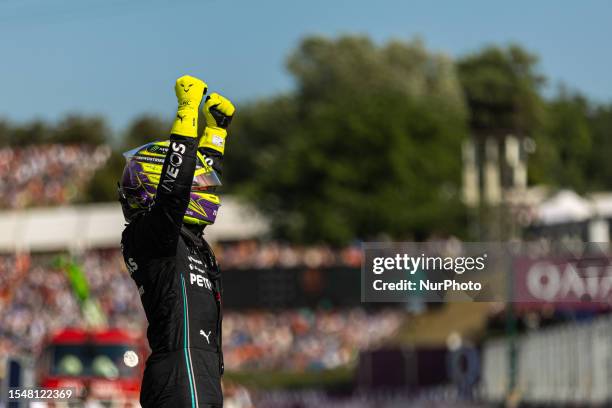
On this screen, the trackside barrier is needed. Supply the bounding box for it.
[480,339,508,401]
[481,315,612,405]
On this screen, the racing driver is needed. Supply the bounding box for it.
[118,75,235,407]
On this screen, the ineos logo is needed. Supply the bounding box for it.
[126,257,138,275]
[161,142,186,192]
[169,151,183,167]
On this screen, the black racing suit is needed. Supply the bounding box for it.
[121,134,224,408]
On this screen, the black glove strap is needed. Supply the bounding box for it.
[209,106,233,129]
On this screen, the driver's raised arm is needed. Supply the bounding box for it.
[154,75,207,230]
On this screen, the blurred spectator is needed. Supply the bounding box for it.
[0,249,144,355]
[0,144,110,208]
[0,246,401,372]
[214,241,363,269]
[223,308,403,371]
[224,381,254,408]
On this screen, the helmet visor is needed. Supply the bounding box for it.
[123,141,222,190]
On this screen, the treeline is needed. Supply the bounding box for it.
[2,35,612,243]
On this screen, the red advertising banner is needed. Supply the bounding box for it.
[514,255,612,310]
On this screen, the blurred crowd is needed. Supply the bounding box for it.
[0,248,402,371]
[0,144,111,208]
[214,240,363,269]
[0,250,143,357]
[224,308,403,371]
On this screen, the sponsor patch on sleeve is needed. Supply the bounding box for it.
[212,135,224,147]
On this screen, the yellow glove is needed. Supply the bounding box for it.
[170,75,208,138]
[199,93,235,154]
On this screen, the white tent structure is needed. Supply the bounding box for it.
[0,197,268,252]
[536,190,593,225]
[531,190,612,243]
[590,192,612,219]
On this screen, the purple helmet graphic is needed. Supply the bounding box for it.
[119,140,221,225]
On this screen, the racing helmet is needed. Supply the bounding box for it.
[118,140,221,225]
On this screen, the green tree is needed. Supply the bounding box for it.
[457,45,545,135]
[529,91,592,191]
[225,95,298,187]
[84,114,170,202]
[6,120,51,146]
[585,103,612,190]
[0,119,10,146]
[230,36,469,244]
[122,114,170,150]
[82,150,125,203]
[51,115,108,145]
[288,36,465,114]
[457,45,547,240]
[0,115,109,147]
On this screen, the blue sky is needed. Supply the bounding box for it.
[0,0,610,131]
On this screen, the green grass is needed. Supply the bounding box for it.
[392,302,491,346]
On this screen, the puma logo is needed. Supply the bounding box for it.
[200,330,212,344]
[177,113,185,122]
[181,83,193,93]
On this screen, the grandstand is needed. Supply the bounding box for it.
[0,196,407,406]
[5,192,612,406]
[6,187,612,407]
